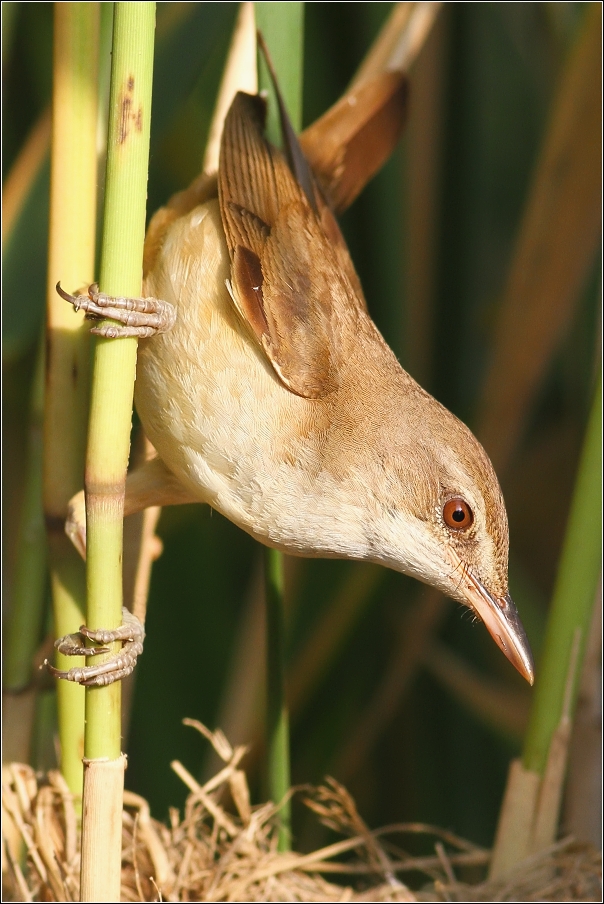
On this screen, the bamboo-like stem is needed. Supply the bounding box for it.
[120,435,162,744]
[255,0,304,853]
[83,1,155,759]
[522,373,602,775]
[45,2,100,797]
[79,5,156,900]
[490,373,602,878]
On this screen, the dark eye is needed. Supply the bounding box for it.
[443,497,474,531]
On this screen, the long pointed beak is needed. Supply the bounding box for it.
[448,554,535,685]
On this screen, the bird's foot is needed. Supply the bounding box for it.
[45,607,145,687]
[57,282,176,338]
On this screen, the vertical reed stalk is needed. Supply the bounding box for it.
[79,5,155,900]
[522,373,601,773]
[263,546,291,848]
[255,0,304,853]
[490,373,602,877]
[45,2,99,797]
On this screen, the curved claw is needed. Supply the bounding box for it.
[56,281,90,311]
[46,648,141,687]
[56,280,76,303]
[45,607,145,687]
[56,280,176,337]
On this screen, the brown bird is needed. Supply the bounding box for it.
[56,85,534,688]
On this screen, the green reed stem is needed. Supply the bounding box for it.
[45,1,99,796]
[522,372,602,774]
[255,0,304,853]
[83,0,155,763]
[78,5,155,899]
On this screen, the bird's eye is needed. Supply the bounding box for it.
[443,497,474,531]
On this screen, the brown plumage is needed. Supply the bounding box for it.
[62,88,533,686]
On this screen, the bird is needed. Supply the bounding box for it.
[54,84,534,688]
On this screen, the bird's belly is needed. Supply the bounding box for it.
[137,201,281,514]
[136,199,367,557]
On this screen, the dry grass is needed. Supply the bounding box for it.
[2,722,600,902]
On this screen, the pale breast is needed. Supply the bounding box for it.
[136,201,309,533]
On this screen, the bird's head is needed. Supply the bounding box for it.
[360,382,534,685]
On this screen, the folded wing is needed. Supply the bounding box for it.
[218,92,365,399]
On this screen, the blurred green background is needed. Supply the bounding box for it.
[3,1,600,857]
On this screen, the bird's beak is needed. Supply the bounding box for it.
[448,552,535,685]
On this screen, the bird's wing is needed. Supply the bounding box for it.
[218,91,365,399]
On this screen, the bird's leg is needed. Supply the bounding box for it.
[51,283,182,687]
[54,457,194,686]
[45,607,145,687]
[53,457,194,687]
[66,457,197,559]
[56,281,177,339]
